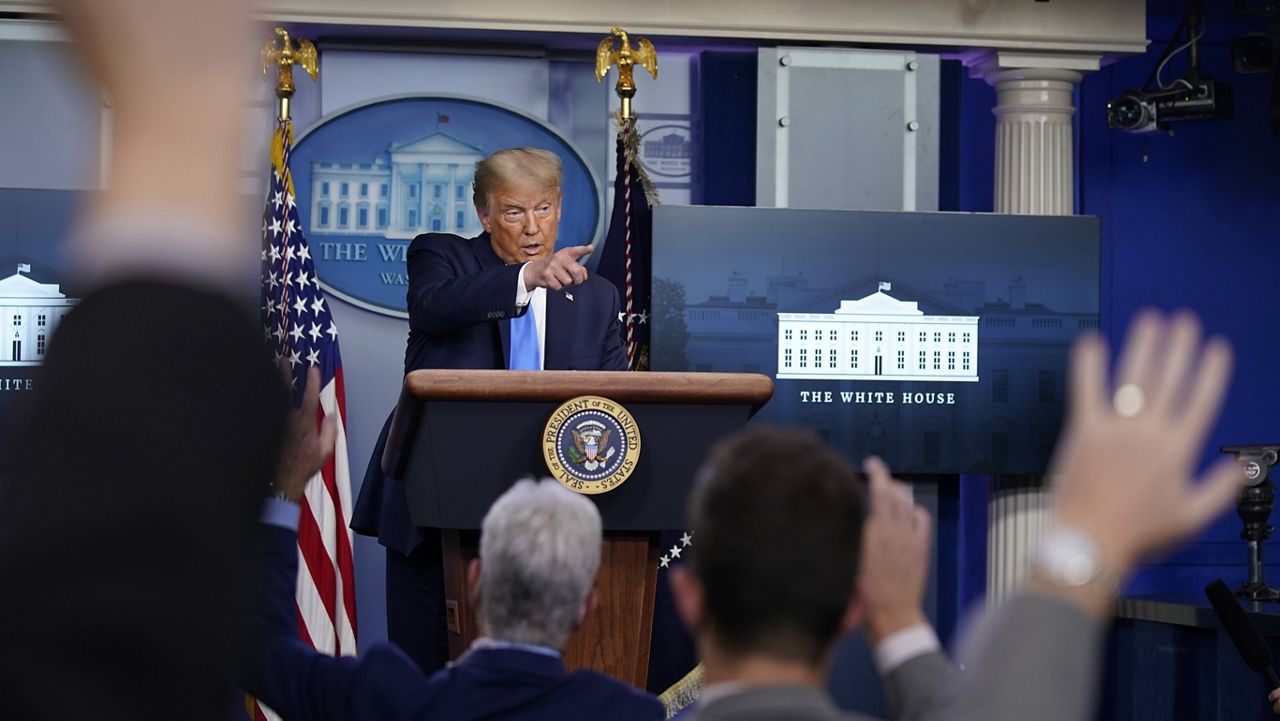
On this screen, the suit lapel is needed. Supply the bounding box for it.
[471,233,512,367]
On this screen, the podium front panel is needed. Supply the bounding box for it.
[403,401,750,530]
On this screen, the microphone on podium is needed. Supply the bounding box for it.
[1205,578,1280,689]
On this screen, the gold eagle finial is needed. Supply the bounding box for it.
[595,27,657,120]
[261,28,318,114]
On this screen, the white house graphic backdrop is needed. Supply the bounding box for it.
[0,265,77,367]
[777,283,979,383]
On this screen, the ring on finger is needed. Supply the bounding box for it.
[1113,383,1145,418]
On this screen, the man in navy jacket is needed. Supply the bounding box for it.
[352,148,627,673]
[244,384,660,721]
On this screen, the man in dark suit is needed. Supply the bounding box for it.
[246,404,662,721]
[353,147,627,674]
[398,147,627,374]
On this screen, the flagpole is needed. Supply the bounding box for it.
[596,27,659,368]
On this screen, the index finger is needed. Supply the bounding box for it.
[863,456,913,515]
[862,455,893,490]
[560,244,594,261]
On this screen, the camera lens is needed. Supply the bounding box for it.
[1232,34,1277,74]
[1245,38,1275,69]
[1107,96,1150,131]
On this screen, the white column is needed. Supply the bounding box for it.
[969,52,1099,215]
[967,52,1098,602]
[448,163,458,232]
[990,68,1078,214]
[418,163,428,231]
[986,476,1050,601]
[389,161,403,232]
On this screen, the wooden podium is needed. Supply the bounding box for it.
[382,369,772,688]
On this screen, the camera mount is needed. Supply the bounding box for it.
[1222,444,1280,601]
[1107,0,1234,133]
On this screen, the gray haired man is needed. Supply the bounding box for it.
[471,478,603,651]
[244,475,662,721]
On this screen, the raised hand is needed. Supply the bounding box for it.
[858,456,933,645]
[274,366,337,502]
[1049,311,1242,579]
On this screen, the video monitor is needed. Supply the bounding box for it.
[650,206,1100,475]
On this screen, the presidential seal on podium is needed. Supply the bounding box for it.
[543,395,641,494]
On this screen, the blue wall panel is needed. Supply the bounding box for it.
[1077,4,1280,596]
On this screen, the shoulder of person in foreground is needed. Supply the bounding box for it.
[407,663,661,721]
[565,667,665,718]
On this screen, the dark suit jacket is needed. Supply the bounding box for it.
[240,524,663,721]
[402,231,627,373]
[352,232,627,553]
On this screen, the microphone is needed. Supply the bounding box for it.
[1205,579,1280,689]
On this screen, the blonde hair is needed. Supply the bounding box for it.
[472,147,563,210]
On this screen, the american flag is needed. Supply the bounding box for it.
[257,118,359,720]
[596,115,657,371]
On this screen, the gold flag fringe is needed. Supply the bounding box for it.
[613,111,661,208]
[658,662,704,718]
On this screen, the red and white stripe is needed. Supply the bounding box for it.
[298,370,358,655]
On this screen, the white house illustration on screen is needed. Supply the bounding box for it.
[0,264,78,367]
[310,132,485,240]
[776,282,979,382]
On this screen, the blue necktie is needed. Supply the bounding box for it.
[509,302,541,370]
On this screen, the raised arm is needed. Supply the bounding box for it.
[53,0,257,288]
[953,311,1243,721]
[858,457,959,721]
[240,369,426,721]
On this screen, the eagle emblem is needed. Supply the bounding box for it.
[570,420,616,471]
[261,28,319,97]
[595,27,658,87]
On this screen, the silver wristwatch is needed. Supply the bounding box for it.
[1035,526,1120,595]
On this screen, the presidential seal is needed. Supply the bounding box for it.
[542,395,641,495]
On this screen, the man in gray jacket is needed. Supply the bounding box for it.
[673,311,1242,721]
[670,427,955,721]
